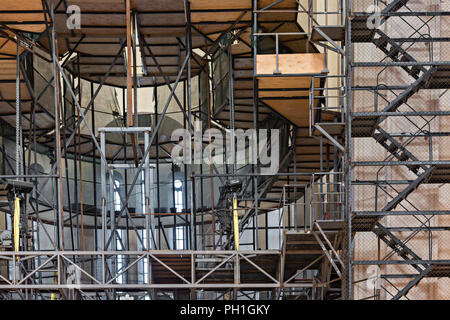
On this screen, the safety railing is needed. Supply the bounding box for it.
[278,172,344,243]
[253,32,312,76]
[278,183,307,246]
[299,0,345,35]
[309,172,344,226]
[309,74,345,136]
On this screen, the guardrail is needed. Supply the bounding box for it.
[278,172,344,243]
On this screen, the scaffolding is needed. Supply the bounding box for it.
[0,0,447,300]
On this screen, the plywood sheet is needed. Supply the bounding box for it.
[262,99,310,127]
[256,53,324,75]
[258,77,320,99]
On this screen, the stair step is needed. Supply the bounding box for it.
[387,143,398,154]
[382,166,434,212]
[351,116,379,137]
[375,223,425,273]
[383,0,410,14]
[425,65,450,89]
[374,29,426,80]
[375,128,427,174]
[350,0,410,43]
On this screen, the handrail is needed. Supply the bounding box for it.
[278,172,344,238]
[309,74,346,136]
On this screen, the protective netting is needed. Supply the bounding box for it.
[350,0,450,300]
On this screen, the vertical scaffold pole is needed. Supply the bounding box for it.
[50,0,64,250]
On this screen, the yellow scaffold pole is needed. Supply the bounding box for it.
[233,194,239,251]
[14,197,20,253]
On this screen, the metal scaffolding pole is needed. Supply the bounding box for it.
[50,0,64,251]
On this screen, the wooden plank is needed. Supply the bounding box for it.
[0,0,46,33]
[190,0,252,10]
[190,0,298,12]
[256,53,324,75]
[0,0,43,11]
[234,58,253,70]
[256,55,324,126]
[258,77,320,90]
[132,0,184,12]
[59,0,184,13]
[192,12,251,23]
[0,83,31,100]
[61,0,124,12]
[258,0,299,23]
[259,0,298,9]
[285,250,323,255]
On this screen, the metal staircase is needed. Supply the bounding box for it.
[373,30,426,80]
[373,224,428,273]
[374,127,428,175]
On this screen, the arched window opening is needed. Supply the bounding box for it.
[174,179,183,213]
[114,179,121,212]
[174,179,185,249]
[113,179,125,284]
